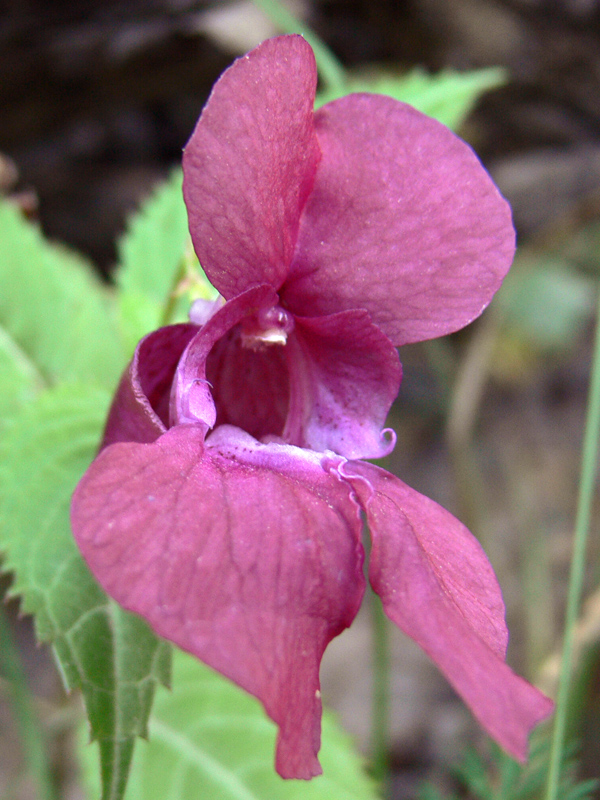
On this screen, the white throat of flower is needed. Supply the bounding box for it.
[241,304,294,351]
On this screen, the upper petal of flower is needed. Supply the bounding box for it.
[344,462,553,761]
[283,94,515,346]
[71,424,365,779]
[102,323,198,449]
[183,35,320,299]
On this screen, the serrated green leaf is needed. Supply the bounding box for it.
[0,324,45,428]
[0,201,125,389]
[116,289,168,357]
[116,170,217,348]
[80,647,379,800]
[316,66,505,130]
[0,384,170,800]
[117,170,189,303]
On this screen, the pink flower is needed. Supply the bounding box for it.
[71,35,552,779]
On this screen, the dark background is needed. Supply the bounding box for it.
[3,0,600,267]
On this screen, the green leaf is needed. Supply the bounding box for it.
[117,170,188,303]
[0,201,124,389]
[80,647,379,800]
[316,66,506,130]
[0,384,170,800]
[116,289,169,357]
[0,324,45,429]
[116,170,217,350]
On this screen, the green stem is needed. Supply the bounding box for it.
[370,591,390,785]
[446,311,500,541]
[545,286,600,800]
[252,0,347,93]
[159,257,188,327]
[0,603,56,800]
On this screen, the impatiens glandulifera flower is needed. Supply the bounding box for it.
[71,35,553,779]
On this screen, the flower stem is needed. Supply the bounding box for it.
[446,310,500,542]
[252,0,347,94]
[0,603,56,800]
[370,591,390,785]
[159,255,189,327]
[545,285,600,800]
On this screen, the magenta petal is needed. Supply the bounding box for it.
[284,94,515,345]
[102,323,197,449]
[71,425,365,779]
[344,462,553,760]
[183,35,321,299]
[285,310,401,459]
[171,285,278,429]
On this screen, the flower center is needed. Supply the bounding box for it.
[205,302,291,441]
[239,304,295,350]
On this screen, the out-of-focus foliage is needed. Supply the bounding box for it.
[0,202,124,390]
[80,647,381,800]
[0,325,43,431]
[116,169,217,353]
[0,383,171,800]
[417,734,598,800]
[117,170,192,353]
[497,255,596,353]
[316,66,505,131]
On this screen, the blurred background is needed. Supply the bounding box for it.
[1,1,600,798]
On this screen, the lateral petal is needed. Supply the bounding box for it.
[102,323,197,449]
[285,309,401,459]
[183,35,320,299]
[71,425,365,779]
[284,94,515,346]
[344,462,553,760]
